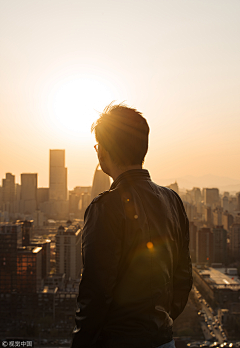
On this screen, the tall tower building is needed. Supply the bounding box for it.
[16,219,34,246]
[0,222,23,293]
[196,227,213,264]
[213,207,223,227]
[230,223,240,261]
[81,192,91,213]
[193,187,202,204]
[212,226,227,264]
[37,187,49,205]
[229,197,237,213]
[0,186,2,211]
[21,173,38,214]
[49,150,67,201]
[91,165,110,201]
[69,186,92,218]
[56,224,82,280]
[17,246,42,293]
[221,195,229,212]
[2,173,15,204]
[237,192,240,211]
[204,206,212,226]
[183,201,195,222]
[189,221,197,262]
[30,239,51,279]
[222,211,234,231]
[203,188,219,206]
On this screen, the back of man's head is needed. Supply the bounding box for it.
[91,102,149,167]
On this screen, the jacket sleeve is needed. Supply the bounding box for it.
[71,195,123,348]
[170,193,193,321]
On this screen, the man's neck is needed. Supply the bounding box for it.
[111,165,142,181]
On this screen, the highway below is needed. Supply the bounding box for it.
[193,285,227,344]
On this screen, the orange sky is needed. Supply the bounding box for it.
[1,0,240,189]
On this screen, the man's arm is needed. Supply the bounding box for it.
[71,194,123,348]
[170,193,193,321]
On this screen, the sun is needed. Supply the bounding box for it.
[48,76,116,135]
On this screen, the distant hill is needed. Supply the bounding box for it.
[155,174,240,193]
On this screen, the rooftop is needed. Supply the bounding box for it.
[198,267,240,290]
[17,246,42,254]
[0,222,23,226]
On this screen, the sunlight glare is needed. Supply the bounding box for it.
[49,77,116,136]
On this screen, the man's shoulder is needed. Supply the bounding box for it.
[85,189,121,216]
[91,190,110,204]
[149,181,185,211]
[84,188,123,224]
[149,181,180,199]
[91,188,120,205]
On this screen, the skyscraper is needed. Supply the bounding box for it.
[30,239,51,279]
[237,192,240,211]
[203,188,219,206]
[0,222,23,293]
[91,165,110,201]
[56,224,82,280]
[0,186,2,211]
[221,195,229,212]
[196,227,213,264]
[204,206,212,226]
[69,186,92,219]
[230,223,240,261]
[189,221,197,262]
[213,207,223,227]
[222,211,234,231]
[49,150,67,201]
[16,219,34,246]
[212,226,227,264]
[2,173,15,204]
[192,187,202,204]
[37,187,49,205]
[17,246,42,293]
[21,173,38,214]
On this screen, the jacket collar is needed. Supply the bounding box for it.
[110,169,151,190]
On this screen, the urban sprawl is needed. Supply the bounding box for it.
[1,150,240,346]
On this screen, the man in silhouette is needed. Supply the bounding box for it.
[71,103,192,348]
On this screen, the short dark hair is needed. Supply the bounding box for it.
[91,102,149,166]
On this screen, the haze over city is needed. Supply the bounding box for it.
[1,0,240,189]
[2,1,240,344]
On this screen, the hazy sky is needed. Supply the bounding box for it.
[1,0,240,189]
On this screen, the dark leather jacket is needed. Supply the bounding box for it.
[71,169,192,348]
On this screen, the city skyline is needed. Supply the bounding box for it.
[1,1,240,341]
[1,157,240,192]
[1,159,240,340]
[1,0,240,188]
